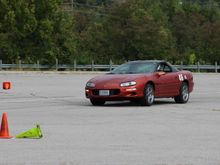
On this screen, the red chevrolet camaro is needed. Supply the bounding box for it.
[85,60,194,106]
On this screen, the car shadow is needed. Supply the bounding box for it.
[80,99,176,107]
[61,98,176,107]
[104,100,175,107]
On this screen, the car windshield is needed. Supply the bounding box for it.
[110,62,157,74]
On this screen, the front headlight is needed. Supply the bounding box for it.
[120,81,137,87]
[86,82,95,88]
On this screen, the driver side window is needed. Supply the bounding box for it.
[164,65,172,72]
[157,63,172,73]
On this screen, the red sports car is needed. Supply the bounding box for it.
[85,60,194,106]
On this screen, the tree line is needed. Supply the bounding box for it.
[0,0,220,65]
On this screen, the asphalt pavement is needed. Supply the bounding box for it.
[0,72,220,165]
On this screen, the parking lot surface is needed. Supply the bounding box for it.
[0,72,220,165]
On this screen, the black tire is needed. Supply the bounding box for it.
[90,99,105,106]
[174,82,189,103]
[140,84,155,106]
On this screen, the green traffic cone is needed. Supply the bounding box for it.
[16,124,43,139]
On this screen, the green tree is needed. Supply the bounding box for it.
[171,11,206,63]
[76,0,173,64]
[0,0,37,62]
[106,0,173,62]
[0,0,76,64]
[201,21,220,63]
[1,0,220,65]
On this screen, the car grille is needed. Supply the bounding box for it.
[92,89,120,96]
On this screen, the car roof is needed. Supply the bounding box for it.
[127,60,165,64]
[126,60,179,72]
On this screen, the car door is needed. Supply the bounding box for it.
[154,62,180,97]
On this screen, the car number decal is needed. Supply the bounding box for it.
[178,74,184,81]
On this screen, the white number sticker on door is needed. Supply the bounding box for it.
[178,74,184,81]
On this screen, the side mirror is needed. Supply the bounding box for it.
[156,71,166,77]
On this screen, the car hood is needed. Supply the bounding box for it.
[89,73,151,84]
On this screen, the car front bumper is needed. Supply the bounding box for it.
[85,86,144,101]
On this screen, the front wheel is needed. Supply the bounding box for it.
[174,82,189,103]
[140,84,155,106]
[90,99,105,106]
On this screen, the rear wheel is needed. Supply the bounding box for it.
[140,84,154,106]
[90,99,105,106]
[174,82,189,103]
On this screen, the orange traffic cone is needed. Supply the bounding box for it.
[0,113,13,138]
[3,82,11,90]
